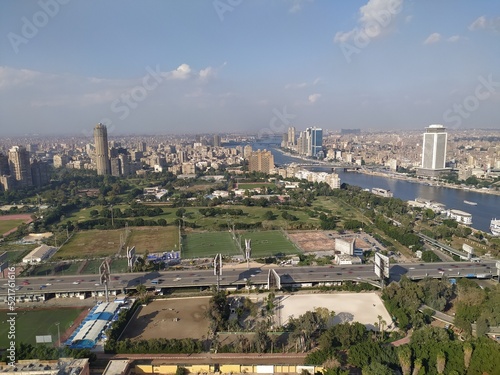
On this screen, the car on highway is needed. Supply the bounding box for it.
[72,281,80,285]
[22,280,30,285]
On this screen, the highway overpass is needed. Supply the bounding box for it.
[0,261,497,304]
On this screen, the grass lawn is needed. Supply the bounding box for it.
[55,229,124,259]
[110,258,129,273]
[81,259,105,274]
[0,307,85,348]
[30,263,55,277]
[0,219,26,234]
[126,226,179,253]
[239,230,300,257]
[182,232,241,258]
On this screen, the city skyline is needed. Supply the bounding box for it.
[1,1,499,136]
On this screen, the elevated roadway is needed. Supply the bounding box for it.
[0,261,497,302]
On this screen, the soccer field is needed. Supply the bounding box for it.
[240,230,300,257]
[182,232,241,258]
[55,229,123,259]
[126,226,179,253]
[0,307,85,348]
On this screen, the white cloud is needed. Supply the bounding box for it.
[285,77,321,90]
[469,15,487,31]
[165,63,192,80]
[334,0,404,44]
[199,66,214,81]
[0,66,42,90]
[468,15,500,32]
[308,93,321,103]
[423,32,441,45]
[447,35,460,42]
[285,82,307,89]
[289,0,313,13]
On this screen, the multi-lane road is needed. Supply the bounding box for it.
[1,261,497,300]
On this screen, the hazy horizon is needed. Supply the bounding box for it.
[1,0,499,136]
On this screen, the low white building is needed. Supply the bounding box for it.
[336,238,355,255]
[22,244,57,264]
[335,253,362,265]
[447,209,473,225]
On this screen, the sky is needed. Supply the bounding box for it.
[0,0,499,136]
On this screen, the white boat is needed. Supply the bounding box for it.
[491,219,500,236]
[463,200,477,206]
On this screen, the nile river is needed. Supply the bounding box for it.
[252,142,499,233]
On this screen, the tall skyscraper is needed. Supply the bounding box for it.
[307,127,323,157]
[93,123,110,175]
[248,149,275,174]
[0,152,10,176]
[287,126,296,147]
[8,146,32,187]
[31,159,50,187]
[421,124,447,170]
[213,134,221,148]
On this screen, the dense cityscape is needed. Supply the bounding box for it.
[1,1,500,375]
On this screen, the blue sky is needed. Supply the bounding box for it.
[0,0,499,136]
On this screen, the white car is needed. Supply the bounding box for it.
[72,281,80,285]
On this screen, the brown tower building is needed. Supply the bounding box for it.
[248,149,275,174]
[93,123,110,175]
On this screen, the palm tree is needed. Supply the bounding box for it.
[245,279,253,294]
[380,318,387,341]
[436,351,446,374]
[412,358,422,375]
[463,342,473,369]
[397,346,412,375]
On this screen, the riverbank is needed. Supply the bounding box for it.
[357,169,500,197]
[272,146,500,197]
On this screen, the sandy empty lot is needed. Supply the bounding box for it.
[122,297,211,341]
[287,231,335,252]
[276,293,392,331]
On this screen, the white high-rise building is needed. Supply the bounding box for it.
[421,124,447,170]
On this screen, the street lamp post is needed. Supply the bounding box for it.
[55,322,60,347]
[110,205,114,227]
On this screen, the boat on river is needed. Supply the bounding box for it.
[491,219,500,236]
[464,200,478,206]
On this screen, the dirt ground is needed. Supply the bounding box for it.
[276,293,393,331]
[287,231,335,252]
[288,231,377,253]
[122,297,211,341]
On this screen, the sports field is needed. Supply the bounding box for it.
[240,230,300,257]
[121,297,210,341]
[0,214,33,236]
[182,232,241,258]
[126,226,179,252]
[277,293,392,331]
[55,229,124,259]
[0,307,85,348]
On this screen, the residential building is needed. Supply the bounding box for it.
[8,146,32,187]
[94,123,110,175]
[248,149,275,174]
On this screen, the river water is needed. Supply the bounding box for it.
[250,141,499,233]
